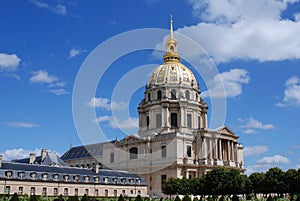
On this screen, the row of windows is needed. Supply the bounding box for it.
[121,145,192,160]
[146,113,201,129]
[147,90,199,102]
[4,171,140,184]
[5,186,141,196]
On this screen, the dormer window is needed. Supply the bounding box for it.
[64,175,69,181]
[113,178,118,184]
[30,172,37,180]
[103,177,109,184]
[121,178,126,184]
[5,171,12,179]
[42,173,48,180]
[73,175,79,182]
[53,174,59,181]
[18,172,25,179]
[84,176,89,182]
[137,179,141,185]
[94,176,99,183]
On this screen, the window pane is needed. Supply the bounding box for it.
[187,114,192,128]
[156,114,162,128]
[187,145,192,157]
[129,147,138,159]
[171,113,177,128]
[161,146,166,158]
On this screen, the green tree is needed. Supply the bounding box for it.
[182,194,191,201]
[29,195,38,201]
[174,195,181,201]
[249,172,266,195]
[118,194,125,201]
[264,167,286,195]
[81,195,89,201]
[10,193,19,201]
[284,169,300,200]
[135,195,143,201]
[162,177,181,195]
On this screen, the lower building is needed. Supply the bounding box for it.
[0,150,147,197]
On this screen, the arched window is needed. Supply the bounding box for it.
[129,147,138,160]
[146,116,150,129]
[157,90,162,100]
[185,90,190,100]
[170,46,174,52]
[171,89,176,100]
[195,93,198,101]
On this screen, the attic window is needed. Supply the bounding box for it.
[94,176,99,183]
[5,171,12,179]
[42,173,48,180]
[30,172,37,180]
[84,176,89,182]
[64,175,69,181]
[103,177,109,184]
[73,175,79,182]
[18,172,25,179]
[53,174,59,180]
[113,178,118,184]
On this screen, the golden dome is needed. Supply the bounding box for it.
[147,16,198,89]
[147,62,198,88]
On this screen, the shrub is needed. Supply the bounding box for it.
[232,195,239,201]
[182,195,191,201]
[218,196,225,201]
[266,195,274,201]
[10,193,19,201]
[207,196,214,201]
[174,195,181,201]
[193,197,199,201]
[135,195,143,201]
[29,195,38,201]
[118,195,125,201]
[81,195,89,201]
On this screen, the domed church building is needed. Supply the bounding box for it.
[62,18,244,197]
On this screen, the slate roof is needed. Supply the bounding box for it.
[0,161,146,185]
[61,141,115,160]
[13,152,67,166]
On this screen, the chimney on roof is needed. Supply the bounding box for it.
[0,155,2,168]
[41,149,47,161]
[29,153,36,164]
[95,164,100,174]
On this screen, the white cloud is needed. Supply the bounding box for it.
[257,155,290,165]
[31,0,67,15]
[69,48,81,58]
[94,116,138,129]
[244,145,269,157]
[239,117,275,133]
[277,76,300,107]
[0,148,42,160]
[86,97,128,111]
[178,0,300,63]
[202,69,249,98]
[295,13,300,21]
[0,53,21,71]
[5,121,39,128]
[50,89,69,95]
[30,70,59,84]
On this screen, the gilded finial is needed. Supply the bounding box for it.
[170,14,173,39]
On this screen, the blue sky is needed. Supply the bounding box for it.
[1,0,300,174]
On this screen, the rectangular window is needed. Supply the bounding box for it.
[122,190,125,195]
[156,113,162,128]
[198,116,201,129]
[18,187,23,195]
[171,113,177,128]
[138,190,141,195]
[75,189,78,196]
[42,188,47,196]
[95,189,99,196]
[187,145,192,157]
[85,189,89,196]
[161,175,167,185]
[30,187,35,195]
[5,186,10,195]
[110,152,114,163]
[64,188,68,196]
[161,146,166,158]
[114,190,117,197]
[187,114,192,128]
[105,189,108,197]
[54,188,58,196]
[146,116,150,128]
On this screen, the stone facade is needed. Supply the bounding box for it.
[62,18,244,197]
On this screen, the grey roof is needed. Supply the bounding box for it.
[0,161,146,186]
[61,141,115,160]
[13,152,67,166]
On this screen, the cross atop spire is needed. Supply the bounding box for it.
[164,15,180,63]
[170,14,174,40]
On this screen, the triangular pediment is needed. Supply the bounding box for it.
[119,134,140,144]
[214,126,238,137]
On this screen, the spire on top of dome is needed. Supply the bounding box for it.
[164,15,180,63]
[170,14,174,40]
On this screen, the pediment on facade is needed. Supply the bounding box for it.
[214,126,238,137]
[119,134,140,144]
